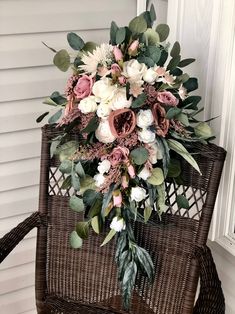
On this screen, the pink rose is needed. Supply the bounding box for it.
[157,91,179,106]
[108,146,130,166]
[111,63,121,75]
[113,46,123,61]
[74,75,93,100]
[128,40,139,56]
[118,76,127,85]
[113,190,122,207]
[121,175,129,189]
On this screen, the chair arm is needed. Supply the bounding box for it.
[193,245,225,314]
[0,212,42,263]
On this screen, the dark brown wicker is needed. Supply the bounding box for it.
[0,125,226,314]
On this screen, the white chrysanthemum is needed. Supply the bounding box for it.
[79,44,113,76]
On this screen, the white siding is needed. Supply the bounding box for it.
[0,1,137,313]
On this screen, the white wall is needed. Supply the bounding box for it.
[167,1,235,313]
[0,1,137,313]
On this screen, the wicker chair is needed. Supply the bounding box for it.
[0,126,226,314]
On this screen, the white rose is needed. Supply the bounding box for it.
[122,59,147,82]
[138,166,151,180]
[94,173,106,187]
[97,101,112,118]
[97,160,111,174]
[110,217,126,232]
[110,88,132,110]
[78,96,97,114]
[147,142,162,164]
[137,109,154,128]
[92,77,116,101]
[143,67,158,84]
[130,187,147,202]
[95,119,116,143]
[138,129,155,143]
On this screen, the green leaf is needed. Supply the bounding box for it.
[144,28,160,45]
[178,58,195,68]
[36,112,49,123]
[53,49,70,72]
[150,4,156,23]
[156,137,170,177]
[110,21,119,45]
[167,56,181,71]
[140,11,152,28]
[156,24,170,42]
[42,41,57,53]
[131,93,147,108]
[75,162,85,178]
[176,194,190,209]
[88,196,103,218]
[147,168,164,186]
[58,141,78,162]
[182,95,201,109]
[166,107,182,119]
[70,231,83,249]
[81,115,99,133]
[146,46,161,63]
[137,55,155,67]
[61,175,72,190]
[130,147,149,165]
[183,77,198,92]
[76,221,89,239]
[48,109,63,124]
[158,49,168,66]
[50,139,61,158]
[82,41,97,53]
[167,139,201,174]
[50,91,68,105]
[59,160,73,174]
[71,173,80,190]
[170,41,181,58]
[116,27,126,44]
[101,184,116,218]
[144,207,152,223]
[167,159,181,177]
[129,15,147,34]
[67,32,85,50]
[80,175,96,194]
[115,232,127,263]
[101,229,116,246]
[194,122,213,139]
[83,189,99,206]
[135,246,154,280]
[156,183,166,212]
[69,195,84,212]
[122,260,137,310]
[91,216,100,234]
[176,113,189,127]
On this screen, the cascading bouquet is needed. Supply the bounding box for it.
[38,5,214,309]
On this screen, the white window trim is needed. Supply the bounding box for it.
[137,0,147,15]
[167,0,235,255]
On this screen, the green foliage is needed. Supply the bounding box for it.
[176,195,190,209]
[48,109,63,124]
[53,49,70,72]
[167,55,181,71]
[69,195,84,212]
[79,175,96,194]
[75,162,85,178]
[76,221,89,239]
[129,15,147,34]
[183,77,198,92]
[110,21,119,45]
[101,229,116,246]
[149,4,156,23]
[170,41,181,58]
[144,207,152,223]
[122,260,137,310]
[91,216,101,234]
[155,137,170,177]
[81,116,99,133]
[147,168,164,186]
[135,246,154,281]
[144,28,160,45]
[130,147,149,165]
[182,95,201,110]
[82,41,97,53]
[166,107,182,119]
[61,175,72,190]
[59,160,73,174]
[116,27,126,44]
[70,231,83,249]
[156,24,170,42]
[131,93,147,108]
[156,183,166,212]
[194,122,213,139]
[58,141,78,161]
[67,32,85,50]
[178,58,195,67]
[36,112,49,123]
[167,159,181,178]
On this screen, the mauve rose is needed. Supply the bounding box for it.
[152,103,170,137]
[113,46,123,61]
[109,108,136,138]
[128,40,139,56]
[118,76,127,85]
[74,75,93,100]
[157,91,179,106]
[109,146,130,166]
[111,63,121,75]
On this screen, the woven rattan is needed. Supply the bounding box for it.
[0,125,226,313]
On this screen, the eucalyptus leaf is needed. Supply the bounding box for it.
[131,93,147,108]
[130,147,149,165]
[69,195,84,212]
[59,160,73,174]
[36,112,49,123]
[101,184,116,218]
[81,116,99,133]
[50,91,68,105]
[156,137,170,177]
[156,24,170,42]
[50,139,61,158]
[58,141,78,162]
[144,28,160,45]
[48,109,63,124]
[129,15,147,34]
[176,113,189,126]
[146,46,161,63]
[156,183,166,212]
[176,194,190,209]
[170,41,181,58]
[67,32,85,50]
[76,221,89,239]
[144,207,152,223]
[137,55,155,67]
[194,122,213,139]
[167,159,181,177]
[82,41,97,53]
[80,175,96,194]
[83,189,100,206]
[167,55,181,71]
[71,173,80,191]
[61,175,72,190]
[178,58,195,68]
[101,229,116,246]
[147,168,164,186]
[75,162,85,178]
[183,77,198,92]
[53,49,70,72]
[110,21,119,45]
[150,4,156,23]
[116,27,126,44]
[91,216,100,234]
[168,139,201,174]
[70,231,83,249]
[166,107,182,119]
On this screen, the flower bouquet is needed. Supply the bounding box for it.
[38,5,214,309]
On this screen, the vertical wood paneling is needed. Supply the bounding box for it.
[0,1,138,313]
